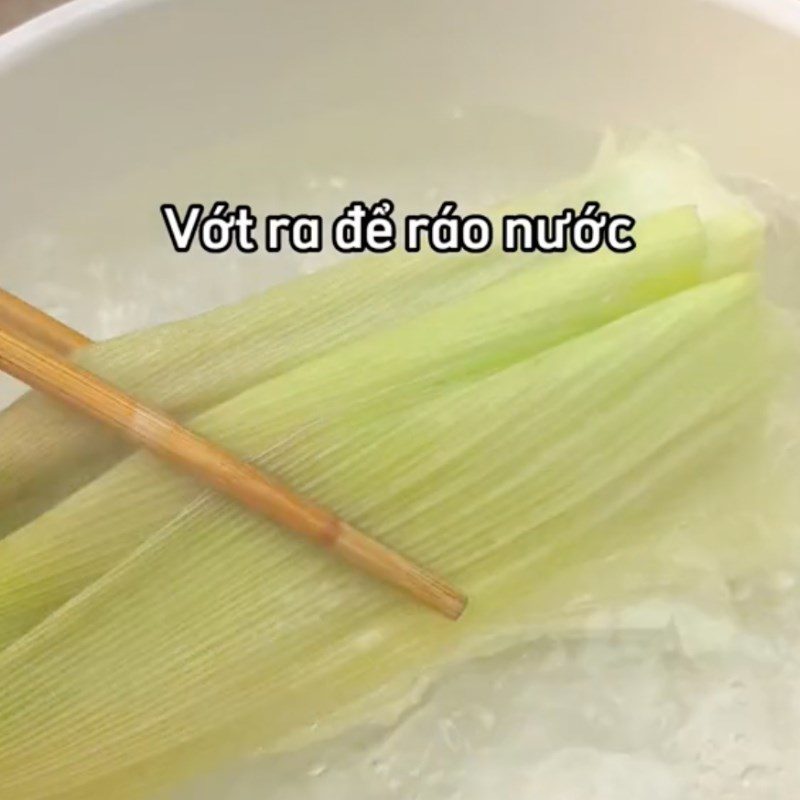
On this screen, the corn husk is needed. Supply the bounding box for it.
[0,141,789,800]
[0,137,762,536]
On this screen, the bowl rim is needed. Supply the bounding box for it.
[0,0,799,82]
[1,0,800,74]
[723,0,800,35]
[0,0,157,71]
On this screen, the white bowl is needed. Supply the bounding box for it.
[2,2,800,798]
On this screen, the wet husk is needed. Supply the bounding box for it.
[0,141,792,799]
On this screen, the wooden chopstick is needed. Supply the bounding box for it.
[0,292,467,620]
[0,288,91,356]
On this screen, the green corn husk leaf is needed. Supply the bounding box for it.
[0,139,784,800]
[0,206,708,648]
[582,134,765,278]
[0,246,513,536]
[0,137,762,536]
[0,273,782,800]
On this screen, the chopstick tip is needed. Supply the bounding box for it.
[442,588,469,621]
[334,522,468,620]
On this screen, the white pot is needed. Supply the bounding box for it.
[1,2,798,798]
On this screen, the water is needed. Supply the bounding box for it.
[190,587,800,799]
